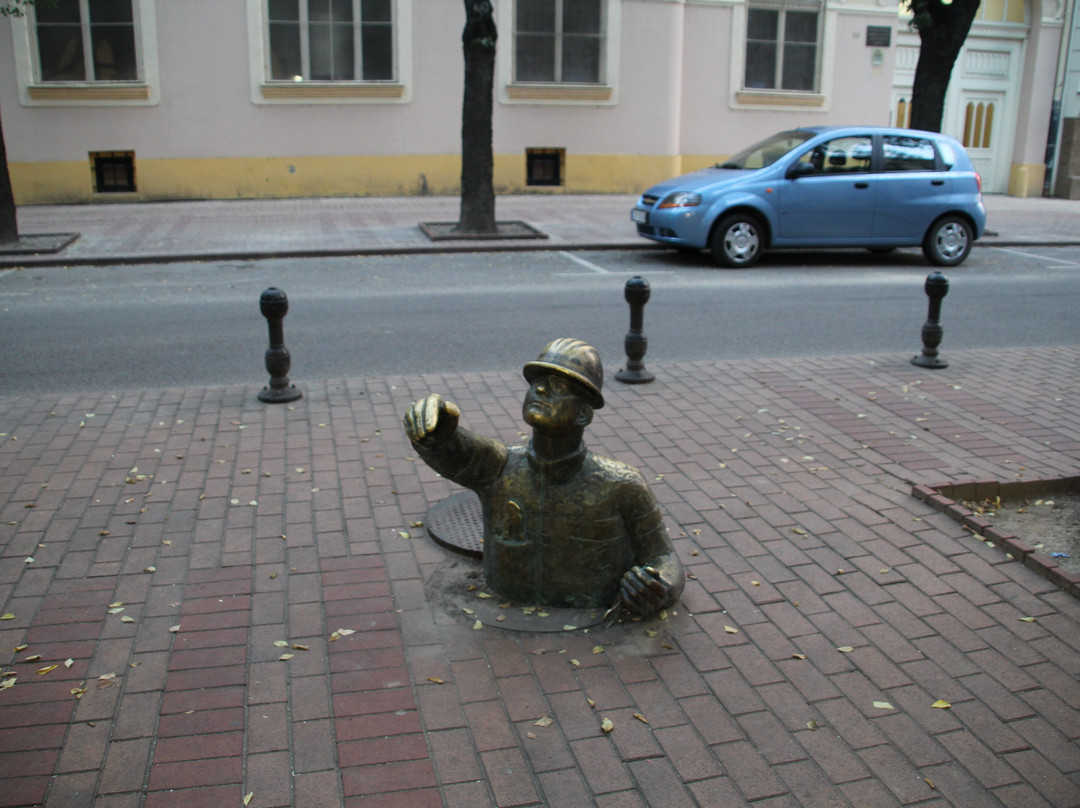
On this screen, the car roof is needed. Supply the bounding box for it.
[796,125,956,141]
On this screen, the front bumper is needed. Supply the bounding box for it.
[631,206,694,245]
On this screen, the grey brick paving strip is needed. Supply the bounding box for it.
[4,193,1080,267]
[1,346,1079,807]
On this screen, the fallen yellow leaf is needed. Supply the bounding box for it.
[37,665,59,675]
[534,716,554,727]
[873,701,895,710]
[600,717,614,733]
[931,700,952,709]
[837,646,854,654]
[244,792,254,806]
[633,713,649,724]
[427,677,445,685]
[0,613,14,621]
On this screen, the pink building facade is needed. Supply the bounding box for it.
[0,0,1070,204]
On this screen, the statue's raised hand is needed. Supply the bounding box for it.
[403,393,460,445]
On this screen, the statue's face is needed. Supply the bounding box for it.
[523,373,587,435]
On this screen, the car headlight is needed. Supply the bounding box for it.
[658,192,702,209]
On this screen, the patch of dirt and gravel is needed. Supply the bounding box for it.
[967,494,1080,579]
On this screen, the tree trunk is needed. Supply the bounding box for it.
[909,0,981,133]
[0,102,19,244]
[457,0,497,234]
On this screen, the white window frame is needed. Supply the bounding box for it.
[497,0,619,105]
[743,3,820,92]
[247,0,413,104]
[8,0,159,106]
[513,0,603,84]
[266,0,393,83]
[728,0,834,110]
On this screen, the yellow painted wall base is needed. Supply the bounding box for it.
[12,153,687,205]
[680,155,731,173]
[1007,163,1046,198]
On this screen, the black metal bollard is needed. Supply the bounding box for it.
[911,271,949,369]
[258,287,303,403]
[615,275,655,384]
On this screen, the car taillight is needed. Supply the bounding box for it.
[975,173,982,193]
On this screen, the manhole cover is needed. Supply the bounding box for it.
[426,490,484,558]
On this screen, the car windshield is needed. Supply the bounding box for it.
[716,130,818,170]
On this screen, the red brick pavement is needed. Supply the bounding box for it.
[1,346,1079,807]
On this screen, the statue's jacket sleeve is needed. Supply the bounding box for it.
[410,426,509,492]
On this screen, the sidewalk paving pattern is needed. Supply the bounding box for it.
[4,192,1080,267]
[2,345,1079,807]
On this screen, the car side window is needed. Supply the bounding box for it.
[793,136,873,176]
[883,136,938,171]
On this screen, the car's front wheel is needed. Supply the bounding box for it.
[922,215,973,266]
[711,213,763,268]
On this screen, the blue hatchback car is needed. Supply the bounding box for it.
[632,127,987,268]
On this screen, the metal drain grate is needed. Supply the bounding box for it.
[425,490,484,558]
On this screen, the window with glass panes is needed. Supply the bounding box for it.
[268,0,393,81]
[515,0,603,84]
[35,0,138,82]
[744,3,819,92]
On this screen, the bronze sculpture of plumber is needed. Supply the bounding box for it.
[403,338,684,620]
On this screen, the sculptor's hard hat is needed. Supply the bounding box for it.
[523,338,604,409]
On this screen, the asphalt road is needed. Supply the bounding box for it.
[2,245,1079,397]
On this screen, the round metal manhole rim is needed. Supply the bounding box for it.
[425,490,484,559]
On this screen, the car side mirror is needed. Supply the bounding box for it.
[786,163,815,180]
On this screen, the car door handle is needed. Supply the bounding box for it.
[931,179,945,186]
[854,182,870,189]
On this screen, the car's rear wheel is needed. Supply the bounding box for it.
[922,215,973,266]
[711,213,763,268]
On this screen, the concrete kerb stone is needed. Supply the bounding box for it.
[912,475,1080,598]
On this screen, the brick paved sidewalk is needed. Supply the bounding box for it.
[1,346,1079,807]
[4,193,1080,267]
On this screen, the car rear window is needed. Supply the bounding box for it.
[883,136,938,172]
